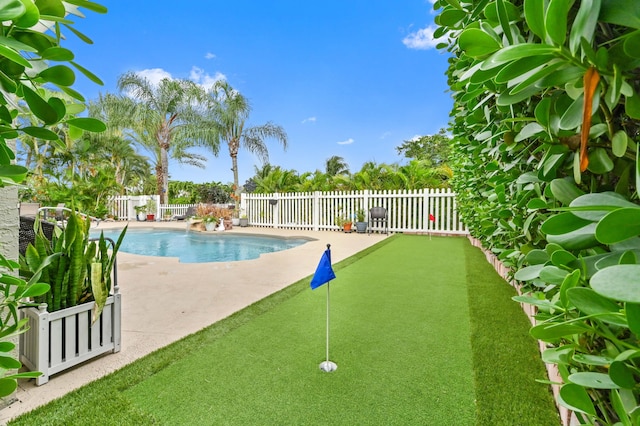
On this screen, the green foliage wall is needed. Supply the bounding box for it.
[436,0,640,423]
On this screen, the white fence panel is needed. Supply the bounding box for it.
[109,189,468,234]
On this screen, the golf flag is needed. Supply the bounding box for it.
[429,214,435,222]
[310,248,336,289]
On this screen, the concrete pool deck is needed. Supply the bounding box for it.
[1,221,388,423]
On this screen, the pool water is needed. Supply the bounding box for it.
[91,229,311,263]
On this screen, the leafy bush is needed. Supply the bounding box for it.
[436,0,640,422]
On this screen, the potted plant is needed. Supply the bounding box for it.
[355,209,367,233]
[145,199,156,221]
[239,214,249,227]
[134,205,146,221]
[19,211,127,385]
[335,215,353,233]
[203,216,218,231]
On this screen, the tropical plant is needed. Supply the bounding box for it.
[395,128,452,165]
[436,0,640,422]
[202,81,288,207]
[110,74,218,203]
[0,253,51,397]
[20,211,127,319]
[325,155,349,176]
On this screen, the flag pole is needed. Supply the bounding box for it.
[319,244,337,372]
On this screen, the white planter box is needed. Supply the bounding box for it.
[19,291,122,385]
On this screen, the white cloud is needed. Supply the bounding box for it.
[136,68,173,86]
[301,116,317,124]
[380,131,391,139]
[337,138,354,145]
[205,52,216,59]
[189,66,226,90]
[402,25,441,50]
[131,67,226,93]
[409,134,422,141]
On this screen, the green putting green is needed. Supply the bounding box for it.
[10,235,559,425]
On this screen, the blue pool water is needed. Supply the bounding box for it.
[91,229,311,263]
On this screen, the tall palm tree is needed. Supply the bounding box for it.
[325,155,349,176]
[202,81,288,206]
[114,73,219,203]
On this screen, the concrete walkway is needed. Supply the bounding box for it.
[1,222,388,423]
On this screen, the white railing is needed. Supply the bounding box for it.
[108,189,468,235]
[240,188,467,235]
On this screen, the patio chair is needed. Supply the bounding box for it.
[19,216,57,255]
[368,206,388,235]
[19,202,40,218]
[174,206,197,221]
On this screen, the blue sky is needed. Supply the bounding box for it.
[65,0,450,185]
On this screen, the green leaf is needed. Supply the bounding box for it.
[0,35,37,53]
[0,44,32,69]
[612,130,629,157]
[591,265,640,303]
[13,0,40,28]
[569,192,637,222]
[482,44,560,70]
[623,30,640,59]
[0,378,17,398]
[626,92,640,119]
[65,117,106,132]
[495,0,514,44]
[558,384,597,415]
[0,355,21,369]
[0,164,28,183]
[542,346,574,364]
[559,94,584,130]
[587,147,614,174]
[20,283,49,298]
[524,249,549,264]
[21,85,59,125]
[539,265,568,284]
[545,0,571,46]
[458,29,502,59]
[560,268,581,308]
[0,0,25,20]
[569,372,620,389]
[530,321,590,341]
[524,0,546,39]
[61,23,94,44]
[626,303,640,335]
[62,0,107,13]
[40,46,74,61]
[37,64,75,86]
[495,55,553,84]
[551,178,585,205]
[541,211,592,234]
[47,96,66,121]
[20,126,59,140]
[609,361,636,389]
[547,223,599,250]
[596,208,640,244]
[569,0,601,54]
[70,61,103,85]
[514,264,544,281]
[567,287,626,326]
[35,0,66,18]
[535,97,552,127]
[600,0,640,29]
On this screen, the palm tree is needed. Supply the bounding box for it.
[202,81,288,206]
[114,73,219,203]
[325,156,349,176]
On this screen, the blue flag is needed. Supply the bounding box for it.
[310,249,336,289]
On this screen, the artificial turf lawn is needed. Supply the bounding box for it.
[9,235,559,425]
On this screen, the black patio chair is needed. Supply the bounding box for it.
[19,216,58,256]
[174,206,197,221]
[368,207,388,235]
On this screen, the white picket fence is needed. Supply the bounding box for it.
[240,189,467,234]
[108,189,468,235]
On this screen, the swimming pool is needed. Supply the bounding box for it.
[92,228,312,263]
